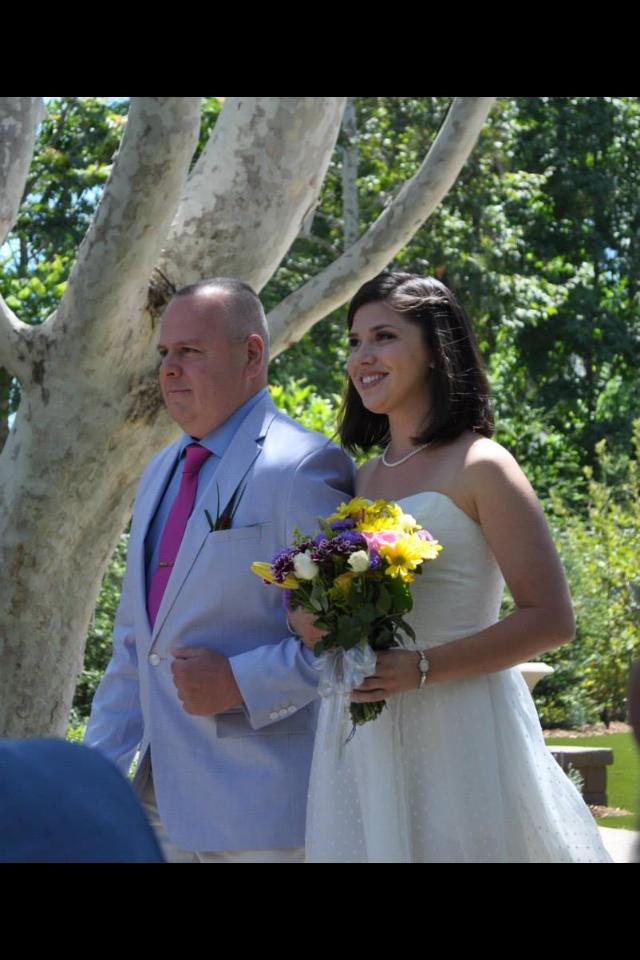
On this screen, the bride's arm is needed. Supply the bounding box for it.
[353,440,575,701]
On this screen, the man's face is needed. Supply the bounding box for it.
[157,295,250,438]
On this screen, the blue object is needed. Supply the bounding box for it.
[0,739,164,862]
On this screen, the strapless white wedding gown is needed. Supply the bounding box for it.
[305,492,613,863]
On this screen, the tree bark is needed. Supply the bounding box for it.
[0,98,202,735]
[341,98,360,250]
[0,98,44,245]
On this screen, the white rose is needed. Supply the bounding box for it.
[399,512,418,532]
[347,550,370,573]
[293,551,319,580]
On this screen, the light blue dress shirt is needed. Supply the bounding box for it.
[144,388,268,591]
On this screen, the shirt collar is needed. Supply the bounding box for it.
[178,388,268,460]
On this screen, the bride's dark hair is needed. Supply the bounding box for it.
[339,272,494,453]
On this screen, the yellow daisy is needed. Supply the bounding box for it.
[378,535,443,581]
[328,496,370,522]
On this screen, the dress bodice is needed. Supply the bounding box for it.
[398,491,504,649]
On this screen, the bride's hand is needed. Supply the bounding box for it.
[351,650,422,701]
[287,606,327,651]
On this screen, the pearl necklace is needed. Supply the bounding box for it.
[381,441,431,467]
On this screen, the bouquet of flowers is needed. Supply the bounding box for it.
[251,497,442,733]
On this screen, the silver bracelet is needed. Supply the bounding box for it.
[416,650,431,689]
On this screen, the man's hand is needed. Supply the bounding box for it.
[286,606,327,651]
[170,647,243,716]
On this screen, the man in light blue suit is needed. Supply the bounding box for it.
[85,279,354,862]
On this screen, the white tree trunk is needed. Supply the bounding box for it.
[159,97,347,292]
[341,98,360,249]
[0,98,202,735]
[0,98,44,244]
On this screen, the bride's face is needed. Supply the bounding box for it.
[347,301,433,419]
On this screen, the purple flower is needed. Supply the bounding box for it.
[308,531,366,565]
[368,549,382,571]
[417,529,434,542]
[334,530,367,548]
[311,539,345,563]
[271,548,299,584]
[329,518,356,531]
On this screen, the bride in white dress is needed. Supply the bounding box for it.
[290,272,613,863]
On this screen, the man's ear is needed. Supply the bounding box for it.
[246,334,266,376]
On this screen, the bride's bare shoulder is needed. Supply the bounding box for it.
[463,434,518,468]
[461,434,538,508]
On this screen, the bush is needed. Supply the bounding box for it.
[72,533,128,724]
[533,421,640,726]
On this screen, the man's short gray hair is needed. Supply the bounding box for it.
[175,278,270,361]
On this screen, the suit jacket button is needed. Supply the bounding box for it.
[149,654,161,666]
[269,711,279,721]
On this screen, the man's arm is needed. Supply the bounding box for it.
[230,441,355,728]
[84,535,144,776]
[171,441,354,727]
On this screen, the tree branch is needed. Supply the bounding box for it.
[267,97,496,355]
[0,97,44,246]
[159,97,347,292]
[0,295,33,382]
[54,98,201,352]
[341,98,360,249]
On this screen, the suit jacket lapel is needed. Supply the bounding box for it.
[149,395,279,647]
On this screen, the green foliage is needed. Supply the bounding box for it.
[192,98,224,167]
[269,379,341,440]
[499,98,640,487]
[71,533,128,724]
[66,721,86,743]
[532,423,640,726]
[1,98,128,327]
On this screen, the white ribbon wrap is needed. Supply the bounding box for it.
[313,645,378,758]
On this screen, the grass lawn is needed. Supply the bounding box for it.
[545,733,640,830]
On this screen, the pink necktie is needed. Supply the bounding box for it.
[147,443,212,628]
